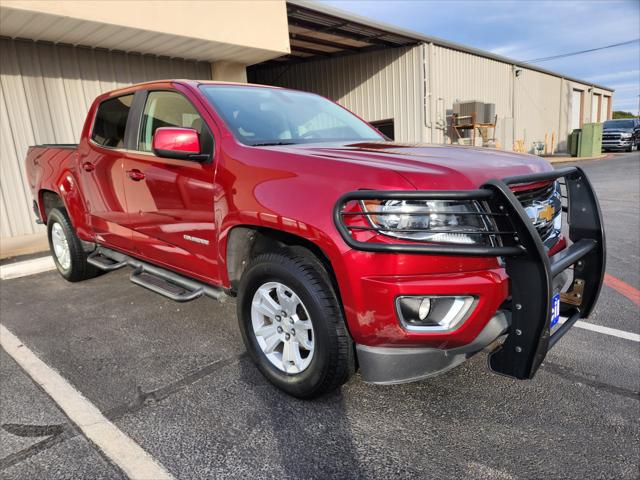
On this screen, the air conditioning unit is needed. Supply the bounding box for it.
[453,101,496,124]
[453,101,484,122]
[482,103,496,124]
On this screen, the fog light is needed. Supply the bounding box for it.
[418,298,432,320]
[396,296,476,332]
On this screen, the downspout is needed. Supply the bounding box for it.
[427,42,436,144]
[421,42,437,144]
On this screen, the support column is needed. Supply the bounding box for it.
[210,61,247,83]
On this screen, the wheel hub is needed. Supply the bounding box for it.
[51,222,71,270]
[250,281,315,374]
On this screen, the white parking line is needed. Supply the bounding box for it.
[0,256,55,280]
[0,324,174,480]
[573,320,640,342]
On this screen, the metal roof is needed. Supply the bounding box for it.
[269,0,613,92]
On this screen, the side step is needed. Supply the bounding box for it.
[89,246,225,303]
[87,250,127,271]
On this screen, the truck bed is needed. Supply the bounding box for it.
[25,144,79,217]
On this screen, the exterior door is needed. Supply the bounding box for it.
[78,94,134,253]
[122,90,218,283]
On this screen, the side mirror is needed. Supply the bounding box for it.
[152,127,208,161]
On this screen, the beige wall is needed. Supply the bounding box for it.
[0,38,212,247]
[429,44,513,147]
[513,68,562,151]
[211,62,248,83]
[0,0,290,65]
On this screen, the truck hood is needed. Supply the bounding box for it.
[603,129,632,133]
[273,142,553,190]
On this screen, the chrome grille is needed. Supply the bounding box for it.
[512,181,560,243]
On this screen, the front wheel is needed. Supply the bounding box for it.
[237,251,355,398]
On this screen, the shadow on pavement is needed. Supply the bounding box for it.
[238,358,364,479]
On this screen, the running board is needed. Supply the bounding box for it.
[87,250,127,271]
[90,246,225,303]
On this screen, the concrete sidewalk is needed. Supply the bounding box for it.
[545,153,613,164]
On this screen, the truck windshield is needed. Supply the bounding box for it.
[200,85,383,146]
[603,119,635,129]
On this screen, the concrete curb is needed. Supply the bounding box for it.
[546,153,613,164]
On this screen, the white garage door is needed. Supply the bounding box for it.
[571,89,583,131]
[602,96,610,121]
[0,38,211,241]
[591,94,600,123]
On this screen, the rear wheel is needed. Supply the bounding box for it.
[237,250,355,398]
[47,208,99,282]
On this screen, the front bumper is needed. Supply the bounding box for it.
[357,311,509,384]
[335,166,606,382]
[602,140,632,150]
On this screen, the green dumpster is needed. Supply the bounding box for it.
[578,123,603,157]
[568,129,581,157]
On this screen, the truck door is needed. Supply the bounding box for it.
[121,89,219,284]
[79,94,134,253]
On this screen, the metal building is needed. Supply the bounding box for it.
[250,1,614,152]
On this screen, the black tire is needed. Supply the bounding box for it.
[237,250,355,399]
[47,208,99,282]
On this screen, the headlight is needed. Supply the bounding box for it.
[620,133,632,139]
[361,199,493,245]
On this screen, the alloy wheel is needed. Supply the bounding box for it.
[250,281,315,374]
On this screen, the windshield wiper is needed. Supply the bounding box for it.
[250,141,298,147]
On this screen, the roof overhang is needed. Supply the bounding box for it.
[0,1,291,65]
[255,0,613,92]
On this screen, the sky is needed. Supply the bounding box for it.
[318,0,640,113]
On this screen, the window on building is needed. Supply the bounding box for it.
[139,91,207,152]
[91,95,134,148]
[370,119,395,140]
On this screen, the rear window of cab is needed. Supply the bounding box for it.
[91,95,134,148]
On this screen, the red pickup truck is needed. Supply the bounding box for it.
[25,80,605,398]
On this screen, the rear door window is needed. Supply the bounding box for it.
[138,91,207,153]
[91,95,134,148]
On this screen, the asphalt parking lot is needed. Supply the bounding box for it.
[1,152,639,480]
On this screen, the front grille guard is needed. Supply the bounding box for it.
[333,166,606,379]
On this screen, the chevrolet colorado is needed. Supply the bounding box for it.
[25,80,605,398]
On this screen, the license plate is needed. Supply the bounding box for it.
[550,293,561,329]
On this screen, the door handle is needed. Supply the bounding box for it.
[82,162,95,172]
[127,169,145,181]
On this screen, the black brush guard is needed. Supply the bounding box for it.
[333,166,606,380]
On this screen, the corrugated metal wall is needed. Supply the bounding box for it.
[512,68,562,150]
[428,45,513,147]
[0,38,211,240]
[251,43,613,156]
[250,45,425,143]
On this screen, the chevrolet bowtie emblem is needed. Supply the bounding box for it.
[538,204,554,223]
